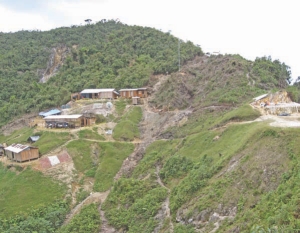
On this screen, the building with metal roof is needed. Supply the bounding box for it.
[27,136,40,143]
[39,109,61,117]
[119,88,147,99]
[4,143,39,162]
[80,89,119,99]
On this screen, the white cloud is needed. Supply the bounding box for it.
[0,5,55,32]
[0,0,299,80]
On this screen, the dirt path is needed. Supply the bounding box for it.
[154,166,174,233]
[63,190,110,225]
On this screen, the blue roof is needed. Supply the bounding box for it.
[28,136,40,142]
[39,109,61,117]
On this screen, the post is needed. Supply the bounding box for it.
[178,38,180,71]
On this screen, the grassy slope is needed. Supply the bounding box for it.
[33,131,71,155]
[113,106,143,141]
[0,164,66,217]
[78,128,105,141]
[66,140,134,192]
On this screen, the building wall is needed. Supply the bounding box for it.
[120,90,138,98]
[137,90,147,98]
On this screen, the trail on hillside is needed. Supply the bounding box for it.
[63,191,110,225]
[154,166,174,233]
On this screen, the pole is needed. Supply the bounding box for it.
[178,38,180,71]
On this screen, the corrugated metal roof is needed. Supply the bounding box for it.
[44,114,82,119]
[28,136,40,142]
[39,109,61,117]
[81,89,115,94]
[4,143,30,153]
[253,94,268,101]
[119,89,138,91]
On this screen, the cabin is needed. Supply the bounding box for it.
[39,109,61,118]
[119,88,148,98]
[4,143,39,162]
[0,144,4,156]
[80,89,119,99]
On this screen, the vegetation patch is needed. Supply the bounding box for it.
[113,106,142,141]
[94,142,134,191]
[58,203,101,233]
[0,200,69,233]
[132,139,181,178]
[0,127,34,145]
[78,129,105,141]
[33,131,71,155]
[66,140,94,173]
[103,178,167,233]
[0,164,66,218]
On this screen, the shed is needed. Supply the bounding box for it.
[27,136,40,143]
[80,89,119,99]
[4,143,39,162]
[44,115,83,128]
[119,88,147,98]
[0,144,4,156]
[132,97,140,105]
[39,109,61,117]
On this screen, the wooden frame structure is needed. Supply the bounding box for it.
[5,143,39,162]
[119,88,147,98]
[80,89,119,99]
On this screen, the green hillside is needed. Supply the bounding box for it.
[1,21,300,233]
[0,20,201,127]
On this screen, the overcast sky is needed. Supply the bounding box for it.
[0,0,299,81]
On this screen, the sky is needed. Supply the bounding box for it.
[0,0,299,81]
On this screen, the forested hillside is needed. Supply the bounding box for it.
[2,20,300,233]
[0,20,202,126]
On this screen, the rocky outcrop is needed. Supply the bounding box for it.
[39,44,70,83]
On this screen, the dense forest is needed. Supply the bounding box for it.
[0,19,202,126]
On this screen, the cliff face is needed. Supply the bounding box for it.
[39,45,70,83]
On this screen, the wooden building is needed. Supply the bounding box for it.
[44,115,83,128]
[80,89,119,99]
[44,114,96,128]
[4,143,39,162]
[119,88,147,98]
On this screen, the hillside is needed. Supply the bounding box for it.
[0,20,202,127]
[1,22,300,233]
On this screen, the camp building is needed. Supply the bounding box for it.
[5,143,39,162]
[44,114,96,128]
[119,88,147,98]
[80,89,119,99]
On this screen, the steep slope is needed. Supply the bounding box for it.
[100,55,300,233]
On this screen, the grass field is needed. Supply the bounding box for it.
[66,140,134,192]
[33,131,71,155]
[78,129,105,141]
[113,106,142,141]
[0,164,66,218]
[94,142,134,191]
[0,127,34,145]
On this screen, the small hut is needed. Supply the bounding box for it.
[4,143,39,162]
